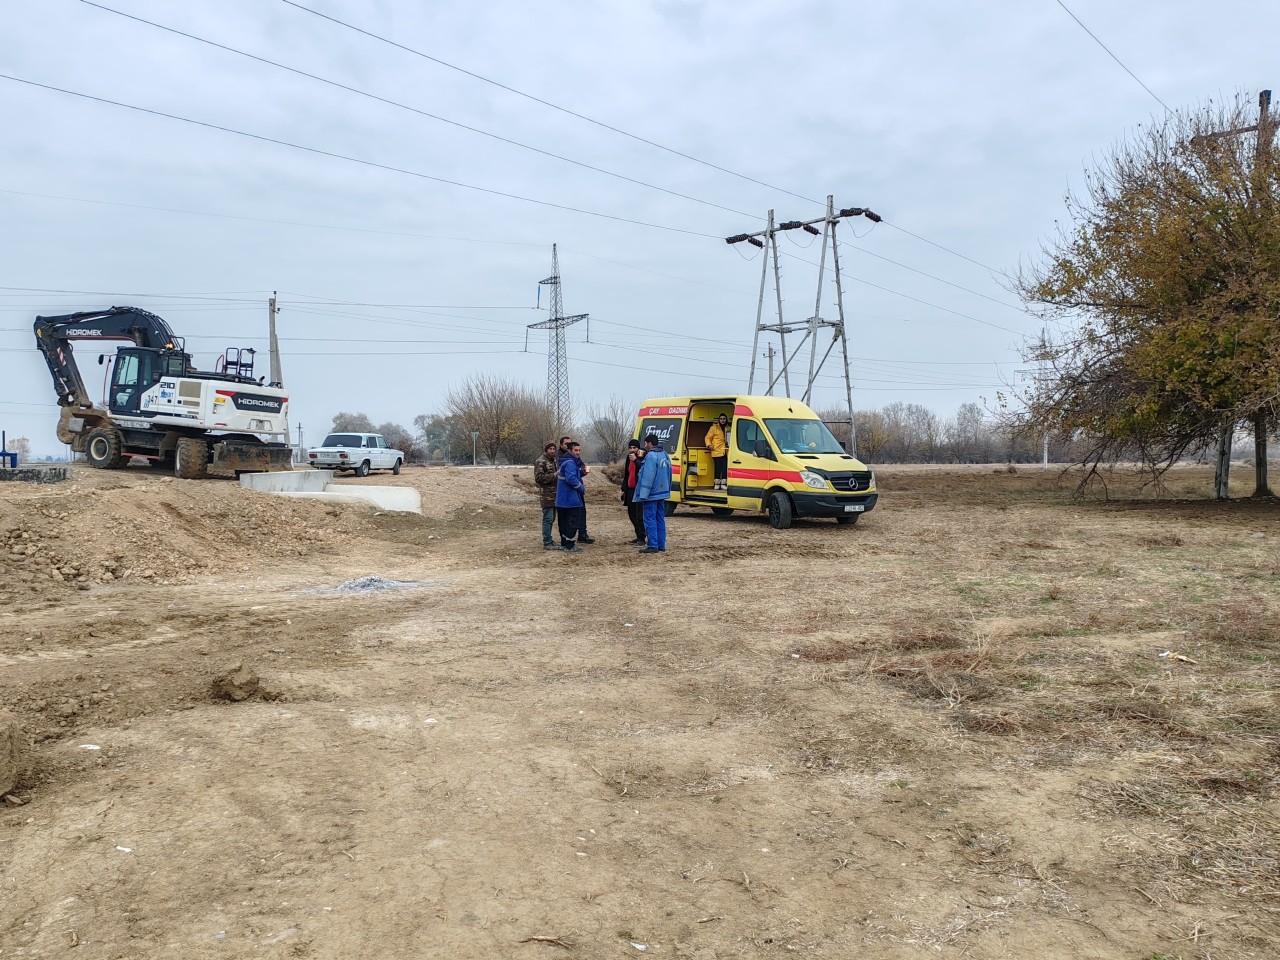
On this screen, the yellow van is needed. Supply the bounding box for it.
[633,395,877,528]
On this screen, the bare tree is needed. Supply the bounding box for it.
[584,395,634,463]
[445,374,555,464]
[7,436,31,464]
[330,412,376,433]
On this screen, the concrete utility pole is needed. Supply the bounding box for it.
[526,244,588,430]
[268,291,289,452]
[1193,90,1275,499]
[268,292,283,387]
[1017,327,1054,469]
[729,197,879,454]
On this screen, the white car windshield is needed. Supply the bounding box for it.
[763,418,846,455]
[321,434,363,447]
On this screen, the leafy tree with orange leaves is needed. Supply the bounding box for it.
[1017,93,1280,498]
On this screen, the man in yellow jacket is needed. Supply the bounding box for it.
[706,413,730,491]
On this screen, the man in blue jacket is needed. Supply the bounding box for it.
[633,433,672,553]
[555,440,587,552]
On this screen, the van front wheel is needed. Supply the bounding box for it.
[836,515,859,526]
[767,491,793,529]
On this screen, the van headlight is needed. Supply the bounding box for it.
[800,469,829,491]
[869,471,876,489]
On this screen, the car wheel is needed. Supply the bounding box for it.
[392,459,402,475]
[767,491,793,529]
[664,501,678,517]
[835,515,859,526]
[711,507,734,517]
[357,460,371,477]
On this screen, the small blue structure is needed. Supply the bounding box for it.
[1,430,18,469]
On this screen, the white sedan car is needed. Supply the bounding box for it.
[307,433,404,476]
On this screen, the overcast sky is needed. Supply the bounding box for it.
[2,0,1277,456]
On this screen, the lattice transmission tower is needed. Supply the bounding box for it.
[526,243,588,429]
[725,196,880,455]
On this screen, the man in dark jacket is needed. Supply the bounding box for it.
[534,441,559,550]
[619,438,646,545]
[555,441,587,552]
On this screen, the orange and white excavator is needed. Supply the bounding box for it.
[34,306,291,478]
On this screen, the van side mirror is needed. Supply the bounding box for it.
[754,439,773,460]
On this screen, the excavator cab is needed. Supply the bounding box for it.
[108,347,161,415]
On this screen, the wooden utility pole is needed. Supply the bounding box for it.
[1195,90,1275,499]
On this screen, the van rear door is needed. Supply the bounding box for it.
[636,410,685,497]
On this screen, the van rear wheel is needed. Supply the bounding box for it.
[711,507,734,517]
[664,501,678,517]
[767,491,793,529]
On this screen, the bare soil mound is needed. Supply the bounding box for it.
[0,469,367,603]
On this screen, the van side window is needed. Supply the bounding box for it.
[735,419,775,460]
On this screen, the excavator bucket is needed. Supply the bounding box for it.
[212,441,293,474]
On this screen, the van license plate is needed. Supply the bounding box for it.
[844,505,865,513]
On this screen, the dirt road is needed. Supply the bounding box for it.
[2,464,1277,958]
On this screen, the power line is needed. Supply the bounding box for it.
[881,221,1007,276]
[78,0,755,219]
[840,240,1023,312]
[0,73,721,239]
[777,250,1030,337]
[0,187,548,248]
[276,0,1012,283]
[1053,0,1171,113]
[1,188,762,300]
[278,0,822,208]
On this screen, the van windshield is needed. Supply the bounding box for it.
[321,434,362,447]
[764,418,845,454]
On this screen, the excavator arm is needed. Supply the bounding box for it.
[33,306,183,407]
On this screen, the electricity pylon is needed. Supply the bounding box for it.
[526,244,588,429]
[726,196,880,455]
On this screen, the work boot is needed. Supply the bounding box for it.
[562,545,583,553]
[579,536,596,544]
[543,542,558,550]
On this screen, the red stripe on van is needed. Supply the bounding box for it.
[640,406,689,416]
[728,468,802,482]
[734,404,754,416]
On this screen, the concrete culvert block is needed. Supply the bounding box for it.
[0,709,21,795]
[210,662,260,702]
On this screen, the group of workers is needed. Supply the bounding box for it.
[533,413,731,555]
[534,432,674,554]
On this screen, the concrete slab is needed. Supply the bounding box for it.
[239,469,334,493]
[0,465,70,484]
[274,485,422,514]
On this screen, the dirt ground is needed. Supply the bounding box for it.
[1,462,1278,959]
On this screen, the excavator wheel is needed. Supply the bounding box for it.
[84,427,127,470]
[174,437,209,480]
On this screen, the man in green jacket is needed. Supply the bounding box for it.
[534,442,559,550]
